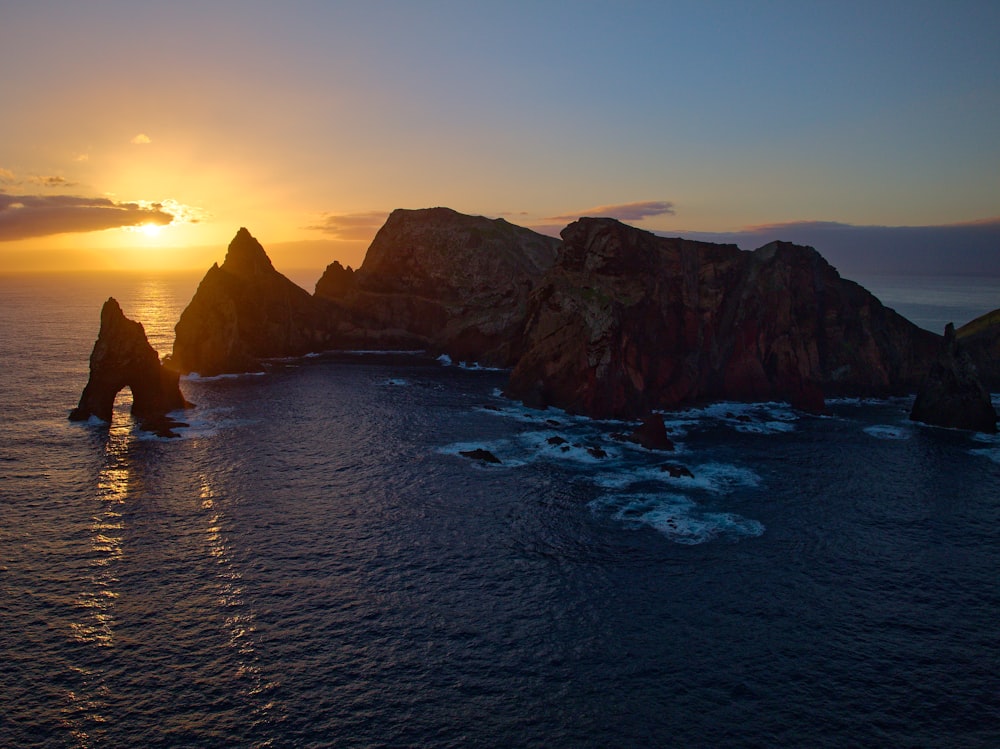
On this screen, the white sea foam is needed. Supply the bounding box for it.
[969,430,1000,463]
[661,401,799,435]
[589,492,764,544]
[385,378,410,386]
[437,354,453,365]
[864,425,912,440]
[183,371,266,382]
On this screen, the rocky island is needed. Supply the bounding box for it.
[69,298,191,436]
[71,207,1000,434]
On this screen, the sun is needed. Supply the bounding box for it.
[138,223,164,237]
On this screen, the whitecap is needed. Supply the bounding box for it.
[589,492,764,544]
[385,378,410,386]
[864,425,911,440]
[183,371,266,382]
[437,354,453,366]
[969,448,1000,465]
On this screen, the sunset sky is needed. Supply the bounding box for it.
[1,1,998,274]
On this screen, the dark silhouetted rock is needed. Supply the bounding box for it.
[659,463,694,479]
[314,207,560,364]
[459,448,502,464]
[910,323,997,433]
[170,228,331,375]
[546,436,568,446]
[586,445,608,459]
[506,218,939,419]
[627,414,675,451]
[69,298,190,432]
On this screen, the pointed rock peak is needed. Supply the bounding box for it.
[101,297,125,320]
[221,227,275,278]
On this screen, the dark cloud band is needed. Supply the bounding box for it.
[0,194,173,241]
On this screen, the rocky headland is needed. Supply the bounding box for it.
[505,218,940,418]
[74,207,999,435]
[69,298,191,436]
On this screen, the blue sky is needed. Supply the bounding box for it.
[0,1,997,272]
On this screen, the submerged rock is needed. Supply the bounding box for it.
[659,463,695,479]
[627,414,675,451]
[69,298,191,431]
[459,448,502,464]
[910,323,997,433]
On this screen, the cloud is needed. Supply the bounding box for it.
[130,133,152,145]
[74,153,90,163]
[0,167,14,182]
[0,194,174,241]
[306,210,389,240]
[546,200,676,223]
[673,218,1000,276]
[28,175,79,188]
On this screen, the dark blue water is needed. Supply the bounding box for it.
[2,273,999,747]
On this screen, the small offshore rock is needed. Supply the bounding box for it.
[459,448,502,464]
[659,463,694,479]
[627,414,675,451]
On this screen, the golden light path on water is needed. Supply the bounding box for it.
[62,408,132,746]
[199,473,278,721]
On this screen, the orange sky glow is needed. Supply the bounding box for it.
[1,3,998,276]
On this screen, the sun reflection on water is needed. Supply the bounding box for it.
[199,476,282,722]
[63,411,133,744]
[70,416,131,648]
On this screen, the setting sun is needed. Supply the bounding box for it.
[138,223,163,238]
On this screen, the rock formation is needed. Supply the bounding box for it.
[506,218,940,418]
[910,323,997,433]
[158,212,949,424]
[313,207,560,365]
[69,298,190,435]
[169,228,330,375]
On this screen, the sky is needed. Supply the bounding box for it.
[1,0,998,275]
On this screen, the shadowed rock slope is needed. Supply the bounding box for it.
[506,218,940,418]
[170,228,330,375]
[957,308,1000,391]
[70,298,190,434]
[314,207,560,365]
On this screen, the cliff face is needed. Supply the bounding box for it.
[69,298,190,430]
[314,207,560,364]
[506,218,940,418]
[170,228,329,375]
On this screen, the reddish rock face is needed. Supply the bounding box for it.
[69,298,190,430]
[506,218,940,418]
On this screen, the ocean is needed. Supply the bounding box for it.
[1,269,999,748]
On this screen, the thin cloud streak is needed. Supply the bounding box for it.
[307,211,390,240]
[674,218,1000,275]
[546,200,676,223]
[0,194,173,241]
